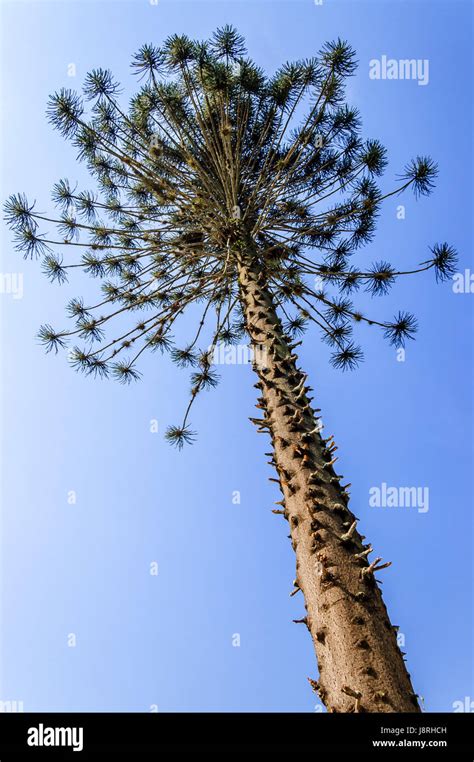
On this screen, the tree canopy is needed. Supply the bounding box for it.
[4,26,457,446]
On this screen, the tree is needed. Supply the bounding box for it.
[4,27,457,712]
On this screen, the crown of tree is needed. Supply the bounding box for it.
[4,26,457,447]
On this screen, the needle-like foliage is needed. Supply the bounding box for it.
[4,27,456,445]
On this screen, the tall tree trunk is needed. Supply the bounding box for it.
[238,255,420,713]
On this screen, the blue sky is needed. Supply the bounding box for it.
[0,0,472,712]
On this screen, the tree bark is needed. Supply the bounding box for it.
[238,256,420,713]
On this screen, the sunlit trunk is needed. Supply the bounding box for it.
[238,256,420,713]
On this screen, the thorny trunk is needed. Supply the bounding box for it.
[238,255,420,713]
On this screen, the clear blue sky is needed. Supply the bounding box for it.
[0,0,472,712]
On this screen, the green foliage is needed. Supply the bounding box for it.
[164,425,196,449]
[4,27,457,441]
